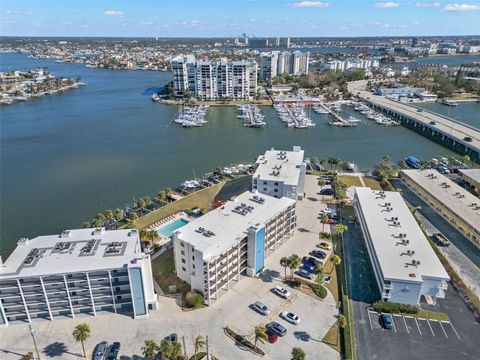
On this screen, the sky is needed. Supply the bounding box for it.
[1,0,480,38]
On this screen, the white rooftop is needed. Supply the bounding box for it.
[253,146,305,185]
[402,169,480,230]
[175,191,295,262]
[0,228,143,280]
[458,168,480,186]
[355,187,449,283]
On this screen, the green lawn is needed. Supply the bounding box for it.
[151,249,190,295]
[363,178,382,190]
[338,175,363,188]
[135,182,225,229]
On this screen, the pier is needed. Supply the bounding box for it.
[319,103,357,127]
[349,81,480,162]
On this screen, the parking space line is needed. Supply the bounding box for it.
[414,317,422,335]
[426,319,435,336]
[438,320,448,338]
[367,309,373,330]
[391,314,397,333]
[446,321,461,340]
[402,316,409,334]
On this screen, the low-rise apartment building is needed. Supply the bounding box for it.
[354,187,449,305]
[0,228,157,327]
[458,168,480,196]
[252,146,306,200]
[172,191,296,304]
[402,169,480,248]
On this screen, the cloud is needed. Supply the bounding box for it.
[443,3,480,11]
[374,2,399,8]
[415,2,440,7]
[5,10,32,15]
[289,1,330,8]
[103,10,125,17]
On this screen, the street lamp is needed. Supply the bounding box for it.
[29,324,41,360]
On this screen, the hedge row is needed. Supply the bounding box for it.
[372,301,419,315]
[309,283,328,299]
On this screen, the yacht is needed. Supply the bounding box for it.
[439,99,458,107]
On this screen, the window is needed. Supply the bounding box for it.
[181,250,185,256]
[275,182,278,186]
[253,185,257,189]
[115,287,120,291]
[180,242,185,247]
[192,255,195,261]
[117,295,122,300]
[182,267,186,272]
[274,189,278,193]
[263,181,267,185]
[193,264,196,269]
[263,188,267,191]
[181,258,186,264]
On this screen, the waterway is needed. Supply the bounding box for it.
[0,52,474,257]
[415,102,480,129]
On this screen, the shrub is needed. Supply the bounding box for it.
[319,232,332,239]
[372,301,419,315]
[185,291,204,308]
[309,283,327,299]
[286,278,302,288]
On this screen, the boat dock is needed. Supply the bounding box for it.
[318,103,357,127]
[349,80,480,162]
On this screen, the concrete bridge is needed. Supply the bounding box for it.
[348,81,480,162]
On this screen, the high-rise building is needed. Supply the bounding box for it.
[259,51,309,79]
[170,57,257,100]
[0,228,158,327]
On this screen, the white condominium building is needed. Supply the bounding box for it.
[170,56,257,100]
[323,59,379,72]
[0,228,157,327]
[252,146,306,200]
[354,187,449,305]
[172,191,296,304]
[259,51,310,79]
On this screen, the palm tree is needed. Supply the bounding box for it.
[159,339,174,359]
[113,208,123,221]
[288,254,301,278]
[280,257,290,279]
[103,209,113,221]
[157,190,166,203]
[194,335,206,359]
[164,188,172,199]
[336,314,347,329]
[334,224,348,238]
[317,179,326,189]
[291,347,306,360]
[143,197,153,208]
[254,326,268,347]
[20,353,34,360]
[82,221,91,229]
[314,263,324,283]
[142,339,159,360]
[330,254,342,267]
[320,214,329,232]
[72,323,91,358]
[137,198,146,210]
[171,341,183,360]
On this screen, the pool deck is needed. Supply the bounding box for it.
[148,211,192,245]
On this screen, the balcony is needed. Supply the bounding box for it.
[383,283,393,290]
[381,292,391,299]
[437,280,448,290]
[435,289,446,298]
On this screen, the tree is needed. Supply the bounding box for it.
[157,190,166,203]
[336,314,347,329]
[194,335,206,359]
[72,323,91,358]
[288,254,301,278]
[330,254,342,267]
[171,341,183,360]
[20,353,34,360]
[164,187,172,199]
[254,326,268,347]
[291,347,306,360]
[320,214,329,232]
[103,209,113,221]
[317,179,326,189]
[280,257,290,279]
[137,198,146,209]
[314,263,324,283]
[128,212,139,221]
[335,224,348,238]
[142,340,159,360]
[82,221,91,229]
[143,197,153,207]
[113,208,124,221]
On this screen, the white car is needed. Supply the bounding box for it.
[252,301,270,316]
[280,311,301,325]
[273,286,291,299]
[320,208,334,215]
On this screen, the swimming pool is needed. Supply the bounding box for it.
[156,218,189,238]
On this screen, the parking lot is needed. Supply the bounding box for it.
[0,176,340,360]
[344,219,480,360]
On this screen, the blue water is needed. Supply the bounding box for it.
[156,218,189,238]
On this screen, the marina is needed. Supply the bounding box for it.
[352,102,400,126]
[174,105,210,127]
[237,104,266,128]
[274,103,316,128]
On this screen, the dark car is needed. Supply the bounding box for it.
[266,321,287,337]
[464,136,473,142]
[306,256,321,266]
[297,269,315,280]
[164,334,178,342]
[417,109,423,112]
[320,188,334,196]
[380,313,393,330]
[310,250,327,259]
[266,329,279,343]
[429,121,436,125]
[107,342,121,360]
[93,342,109,360]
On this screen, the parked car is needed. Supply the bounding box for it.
[164,334,178,342]
[326,218,336,225]
[317,242,332,250]
[432,232,450,247]
[107,342,121,360]
[323,276,332,284]
[306,256,321,266]
[273,286,291,299]
[380,313,393,330]
[320,188,334,196]
[301,261,315,273]
[266,321,287,337]
[280,311,301,325]
[320,208,334,215]
[252,301,270,316]
[266,329,279,343]
[93,342,109,360]
[297,269,315,280]
[310,250,327,260]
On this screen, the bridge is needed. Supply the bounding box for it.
[348,81,480,162]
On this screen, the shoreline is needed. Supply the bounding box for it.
[0,82,86,105]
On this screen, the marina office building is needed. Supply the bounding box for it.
[259,51,310,80]
[354,187,449,305]
[0,228,157,327]
[170,56,257,100]
[252,146,306,200]
[172,191,296,304]
[401,169,480,248]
